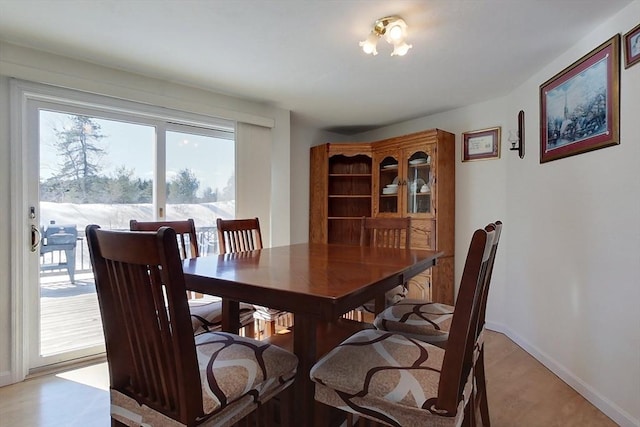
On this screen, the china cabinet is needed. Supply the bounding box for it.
[310,129,455,305]
[309,143,372,246]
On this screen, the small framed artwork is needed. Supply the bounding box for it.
[462,127,501,162]
[624,23,640,69]
[540,34,620,164]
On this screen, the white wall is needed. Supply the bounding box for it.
[326,2,640,425]
[0,42,292,384]
[501,4,640,425]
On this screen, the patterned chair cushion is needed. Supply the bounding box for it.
[373,299,454,343]
[310,329,472,427]
[356,285,408,314]
[111,332,298,427]
[189,299,256,335]
[252,305,290,323]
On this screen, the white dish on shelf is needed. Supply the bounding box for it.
[385,184,398,189]
[409,158,428,165]
[409,178,426,193]
[383,164,398,169]
[392,176,399,185]
[382,188,398,195]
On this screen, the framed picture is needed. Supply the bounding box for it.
[462,127,501,162]
[540,35,620,164]
[624,23,640,69]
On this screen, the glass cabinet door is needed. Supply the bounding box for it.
[378,155,399,213]
[405,150,432,215]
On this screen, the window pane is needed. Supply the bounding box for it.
[165,130,235,255]
[38,110,154,358]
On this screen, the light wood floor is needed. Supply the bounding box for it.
[0,331,616,427]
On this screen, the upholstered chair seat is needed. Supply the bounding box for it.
[357,285,409,315]
[373,299,454,343]
[374,222,501,348]
[112,331,298,427]
[252,305,292,324]
[189,299,257,335]
[310,329,472,427]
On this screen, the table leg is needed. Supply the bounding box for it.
[221,298,240,334]
[292,313,317,426]
[374,293,386,316]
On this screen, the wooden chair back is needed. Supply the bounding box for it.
[436,226,495,415]
[217,217,263,254]
[360,217,411,248]
[86,225,203,424]
[130,219,199,259]
[478,221,502,335]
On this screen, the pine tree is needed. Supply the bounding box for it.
[167,168,200,203]
[53,116,105,203]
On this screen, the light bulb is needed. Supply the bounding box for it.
[391,41,412,57]
[387,23,403,42]
[359,32,380,55]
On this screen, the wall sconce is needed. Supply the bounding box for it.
[509,110,525,159]
[360,16,412,56]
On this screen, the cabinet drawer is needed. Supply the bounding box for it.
[410,218,435,250]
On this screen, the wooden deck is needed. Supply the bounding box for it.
[40,273,105,356]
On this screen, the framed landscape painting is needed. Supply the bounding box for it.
[539,35,620,164]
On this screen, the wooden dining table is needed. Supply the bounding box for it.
[183,242,441,425]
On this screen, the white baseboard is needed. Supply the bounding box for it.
[0,370,13,388]
[485,321,639,427]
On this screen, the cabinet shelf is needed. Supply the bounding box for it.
[329,194,371,198]
[329,173,372,177]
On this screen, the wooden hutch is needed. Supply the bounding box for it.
[309,129,455,305]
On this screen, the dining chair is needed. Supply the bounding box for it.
[39,223,78,283]
[351,217,412,321]
[310,226,495,427]
[373,220,502,426]
[217,217,292,339]
[130,219,256,338]
[86,225,298,427]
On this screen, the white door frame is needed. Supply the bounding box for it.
[8,79,238,381]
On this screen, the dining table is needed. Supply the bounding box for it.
[183,242,441,426]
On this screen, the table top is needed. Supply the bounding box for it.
[183,242,441,320]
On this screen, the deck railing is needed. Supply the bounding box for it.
[39,226,220,278]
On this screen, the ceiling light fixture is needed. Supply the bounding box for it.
[360,16,412,57]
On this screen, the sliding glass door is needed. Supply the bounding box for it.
[24,93,235,370]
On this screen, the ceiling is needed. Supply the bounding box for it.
[0,0,632,134]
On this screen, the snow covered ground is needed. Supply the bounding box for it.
[40,200,235,231]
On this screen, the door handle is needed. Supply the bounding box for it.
[31,225,41,253]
